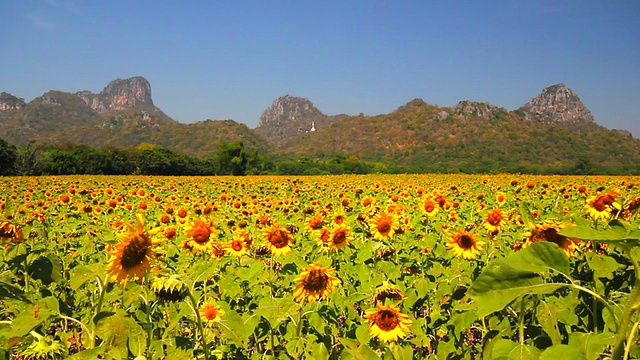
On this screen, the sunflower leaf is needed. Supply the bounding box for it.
[559,220,640,248]
[469,242,570,317]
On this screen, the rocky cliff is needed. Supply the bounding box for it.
[255,95,331,148]
[521,83,595,123]
[0,92,26,111]
[76,76,154,113]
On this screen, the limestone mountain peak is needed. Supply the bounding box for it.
[521,83,595,123]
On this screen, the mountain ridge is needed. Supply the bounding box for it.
[1,77,638,173]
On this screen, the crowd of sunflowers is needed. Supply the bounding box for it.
[0,174,639,359]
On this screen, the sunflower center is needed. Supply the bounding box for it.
[375,310,399,331]
[309,217,323,230]
[303,269,329,291]
[231,240,244,252]
[332,230,347,246]
[202,306,219,320]
[592,200,607,212]
[191,227,211,244]
[120,236,149,269]
[424,203,435,213]
[377,221,391,235]
[268,230,290,249]
[457,235,475,249]
[487,211,503,226]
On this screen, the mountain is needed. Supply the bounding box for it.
[520,83,595,123]
[0,77,267,157]
[1,78,638,173]
[254,95,344,148]
[265,85,640,173]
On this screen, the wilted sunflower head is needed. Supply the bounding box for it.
[373,281,405,304]
[524,222,579,256]
[19,331,65,360]
[151,274,186,302]
[0,220,24,244]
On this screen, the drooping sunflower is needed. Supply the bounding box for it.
[364,302,412,342]
[0,220,24,244]
[329,224,353,251]
[483,209,505,232]
[199,300,225,326]
[446,230,485,260]
[292,263,341,303]
[264,225,294,256]
[184,219,217,253]
[524,222,579,256]
[151,274,186,302]
[373,281,405,304]
[105,213,160,285]
[370,212,399,241]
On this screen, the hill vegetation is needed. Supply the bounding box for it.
[1,77,639,175]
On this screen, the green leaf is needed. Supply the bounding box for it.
[559,220,640,247]
[537,301,561,345]
[66,347,105,359]
[69,264,101,290]
[568,332,615,360]
[486,339,541,360]
[469,242,570,317]
[0,281,27,302]
[539,345,583,360]
[584,253,619,280]
[388,342,413,360]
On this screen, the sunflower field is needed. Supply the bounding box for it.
[0,174,639,359]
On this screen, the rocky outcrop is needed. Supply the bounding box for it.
[521,84,594,123]
[76,76,153,113]
[454,101,501,120]
[258,95,322,127]
[0,92,26,111]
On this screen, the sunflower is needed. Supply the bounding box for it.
[421,198,439,218]
[225,238,248,257]
[495,192,507,206]
[199,300,225,326]
[365,303,412,342]
[328,224,353,251]
[305,214,325,233]
[184,219,217,253]
[292,263,341,303]
[446,230,485,260]
[373,282,405,304]
[483,209,505,232]
[151,274,186,302]
[585,194,618,221]
[105,214,160,285]
[0,220,24,244]
[524,222,579,256]
[264,225,294,256]
[370,212,399,241]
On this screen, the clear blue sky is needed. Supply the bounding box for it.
[2,1,639,137]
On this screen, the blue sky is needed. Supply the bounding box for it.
[2,1,639,137]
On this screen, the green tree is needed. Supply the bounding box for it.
[216,141,247,176]
[0,138,17,175]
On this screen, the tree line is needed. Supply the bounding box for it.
[0,138,396,176]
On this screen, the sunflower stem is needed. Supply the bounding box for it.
[623,321,640,360]
[186,289,211,360]
[296,301,305,337]
[610,248,640,360]
[518,296,526,345]
[23,252,29,293]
